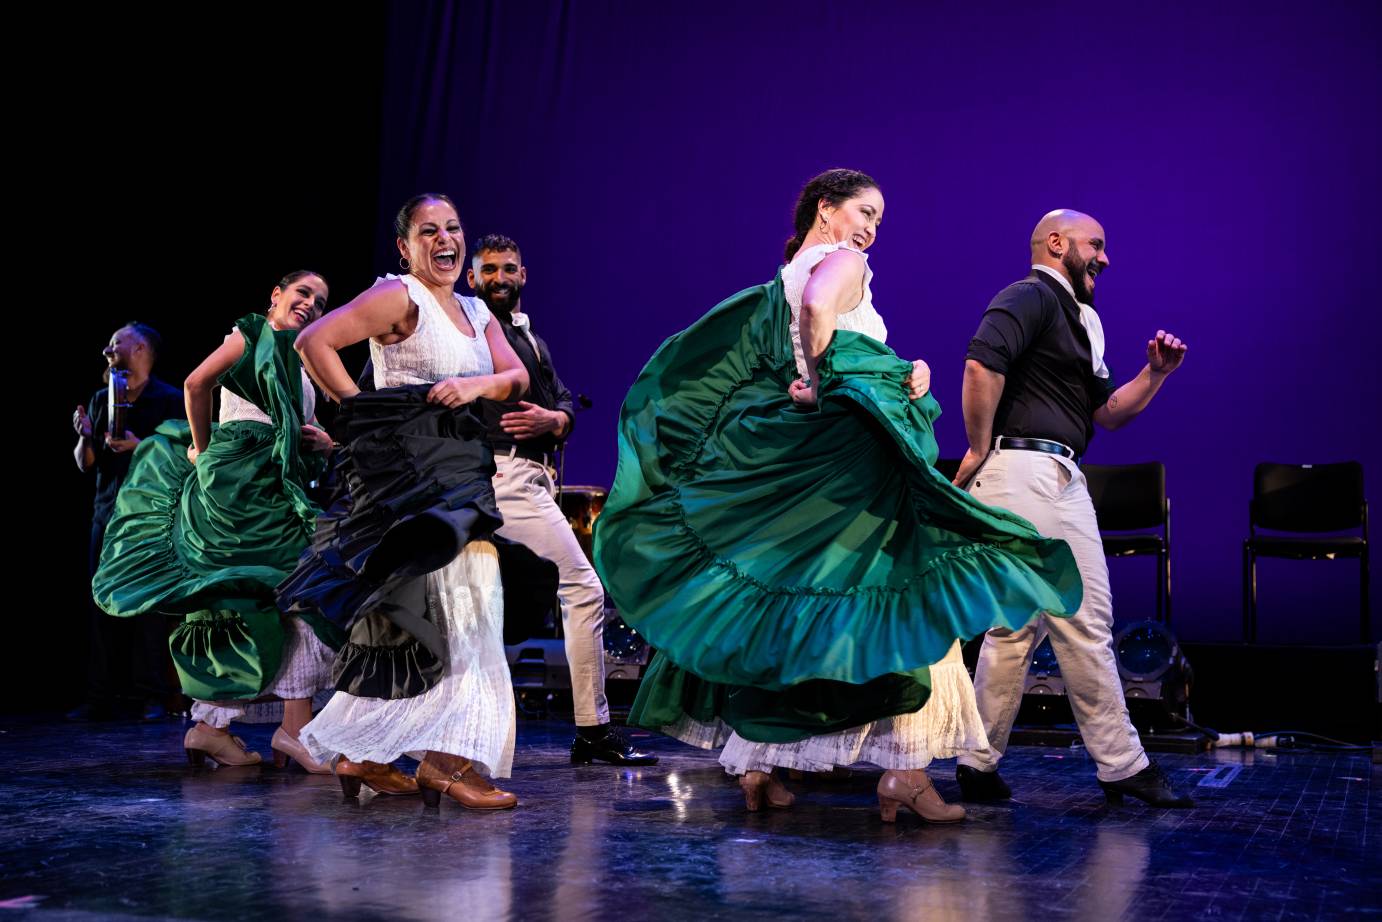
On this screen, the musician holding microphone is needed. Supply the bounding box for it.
[71,322,184,721]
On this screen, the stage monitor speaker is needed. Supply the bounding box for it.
[1115,621,1192,731]
[508,639,571,690]
[505,609,652,691]
[603,612,652,681]
[1013,624,1193,733]
[1017,637,1073,725]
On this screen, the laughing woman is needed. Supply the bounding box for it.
[281,193,530,809]
[93,271,342,770]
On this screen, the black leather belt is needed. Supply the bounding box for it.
[993,436,1080,464]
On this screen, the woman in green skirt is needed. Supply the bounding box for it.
[593,170,1084,823]
[93,271,341,770]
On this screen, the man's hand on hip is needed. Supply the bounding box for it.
[500,401,566,440]
[952,447,986,489]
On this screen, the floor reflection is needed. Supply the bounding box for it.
[0,718,1375,921]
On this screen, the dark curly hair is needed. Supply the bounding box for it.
[472,233,521,262]
[393,192,459,240]
[276,269,326,290]
[784,169,879,262]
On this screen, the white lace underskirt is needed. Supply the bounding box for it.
[192,617,335,728]
[299,541,516,778]
[656,641,987,774]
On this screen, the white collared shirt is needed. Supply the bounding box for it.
[508,309,544,364]
[1031,264,1108,380]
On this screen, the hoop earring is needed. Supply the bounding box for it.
[818,215,828,233]
[399,256,410,272]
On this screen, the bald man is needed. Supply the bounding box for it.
[71,322,185,721]
[953,210,1192,808]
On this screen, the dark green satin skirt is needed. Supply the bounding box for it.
[93,419,339,701]
[593,273,1083,743]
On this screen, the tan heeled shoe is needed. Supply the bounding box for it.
[416,759,517,810]
[184,725,261,767]
[739,770,795,812]
[877,771,965,824]
[270,728,330,774]
[333,757,421,797]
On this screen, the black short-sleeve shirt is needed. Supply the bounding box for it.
[965,271,1116,457]
[87,376,185,524]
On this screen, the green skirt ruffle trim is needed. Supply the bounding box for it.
[94,420,321,616]
[170,609,284,702]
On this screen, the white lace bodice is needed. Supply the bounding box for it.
[217,333,316,425]
[369,274,494,387]
[783,242,888,378]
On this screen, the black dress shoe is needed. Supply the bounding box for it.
[1099,761,1194,808]
[571,727,659,766]
[956,765,1012,802]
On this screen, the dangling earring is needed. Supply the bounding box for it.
[818,214,828,233]
[399,256,410,272]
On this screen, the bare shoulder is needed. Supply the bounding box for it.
[359,277,411,309]
[813,248,867,276]
[804,248,868,298]
[346,278,417,344]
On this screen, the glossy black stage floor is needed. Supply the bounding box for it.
[2,718,1378,920]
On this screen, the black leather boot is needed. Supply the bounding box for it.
[956,765,1013,802]
[1099,761,1194,808]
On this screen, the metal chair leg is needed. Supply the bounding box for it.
[1242,544,1254,643]
[1248,551,1259,643]
[1361,552,1371,644]
[1157,547,1169,627]
[1164,547,1173,628]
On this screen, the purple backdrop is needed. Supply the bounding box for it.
[372,1,1380,643]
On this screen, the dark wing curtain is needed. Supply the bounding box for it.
[376,0,577,270]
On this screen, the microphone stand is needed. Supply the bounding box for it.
[556,394,594,503]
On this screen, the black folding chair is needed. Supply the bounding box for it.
[1243,462,1369,642]
[1084,462,1172,625]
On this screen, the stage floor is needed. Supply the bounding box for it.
[1,718,1377,920]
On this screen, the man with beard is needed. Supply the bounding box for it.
[71,322,185,720]
[468,234,656,766]
[951,210,1192,807]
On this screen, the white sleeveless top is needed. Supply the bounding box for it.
[783,242,888,378]
[218,327,316,425]
[368,273,494,387]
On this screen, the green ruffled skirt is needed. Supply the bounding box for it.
[93,419,339,701]
[593,274,1083,744]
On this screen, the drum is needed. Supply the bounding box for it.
[559,485,607,565]
[108,368,132,439]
